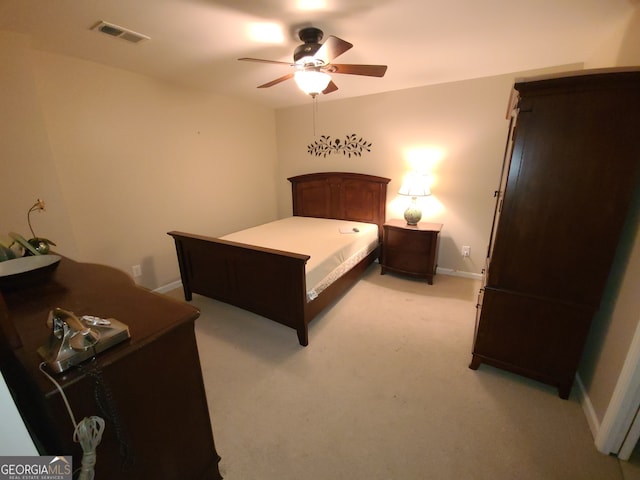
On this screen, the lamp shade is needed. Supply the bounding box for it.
[294,70,331,96]
[398,173,431,197]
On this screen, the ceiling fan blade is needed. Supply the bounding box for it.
[326,64,388,77]
[323,81,339,95]
[314,36,353,64]
[257,73,295,89]
[238,57,294,66]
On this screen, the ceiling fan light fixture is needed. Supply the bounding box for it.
[239,26,386,96]
[294,70,331,96]
[295,56,321,66]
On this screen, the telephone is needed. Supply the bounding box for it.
[38,307,131,373]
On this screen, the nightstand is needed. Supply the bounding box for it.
[380,219,443,284]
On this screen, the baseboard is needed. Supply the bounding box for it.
[154,279,182,294]
[575,373,600,440]
[437,267,483,280]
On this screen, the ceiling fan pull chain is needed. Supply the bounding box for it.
[313,96,318,137]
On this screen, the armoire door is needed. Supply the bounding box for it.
[471,69,640,399]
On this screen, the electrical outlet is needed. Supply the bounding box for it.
[462,246,471,258]
[132,264,142,277]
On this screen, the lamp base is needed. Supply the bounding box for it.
[404,202,422,226]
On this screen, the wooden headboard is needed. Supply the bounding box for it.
[288,172,391,237]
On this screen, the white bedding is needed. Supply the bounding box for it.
[221,216,379,300]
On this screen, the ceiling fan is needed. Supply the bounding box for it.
[238,27,387,97]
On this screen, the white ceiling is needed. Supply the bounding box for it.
[0,0,636,109]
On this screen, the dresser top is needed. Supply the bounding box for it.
[0,256,200,394]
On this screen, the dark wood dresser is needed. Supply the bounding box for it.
[469,69,640,399]
[380,219,442,284]
[0,256,222,479]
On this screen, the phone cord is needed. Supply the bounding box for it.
[39,363,105,480]
[79,361,135,471]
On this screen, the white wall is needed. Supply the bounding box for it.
[0,32,280,289]
[275,66,578,276]
[0,32,77,259]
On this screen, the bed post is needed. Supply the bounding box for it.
[297,326,309,347]
[169,233,193,301]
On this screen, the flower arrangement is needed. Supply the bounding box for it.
[26,198,56,254]
[0,198,57,261]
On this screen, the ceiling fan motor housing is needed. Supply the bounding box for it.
[294,27,324,64]
[239,26,386,94]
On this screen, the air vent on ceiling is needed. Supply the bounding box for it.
[91,21,150,44]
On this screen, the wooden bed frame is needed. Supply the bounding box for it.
[168,172,390,346]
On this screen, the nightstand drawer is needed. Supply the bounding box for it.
[385,228,435,254]
[383,248,432,273]
[380,220,443,284]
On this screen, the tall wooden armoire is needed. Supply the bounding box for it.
[469,69,640,399]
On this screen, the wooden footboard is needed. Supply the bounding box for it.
[168,172,390,346]
[168,231,313,345]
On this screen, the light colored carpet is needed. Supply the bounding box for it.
[170,264,636,480]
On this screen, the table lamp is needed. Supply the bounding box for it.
[398,173,431,225]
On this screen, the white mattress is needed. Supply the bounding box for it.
[221,216,379,301]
